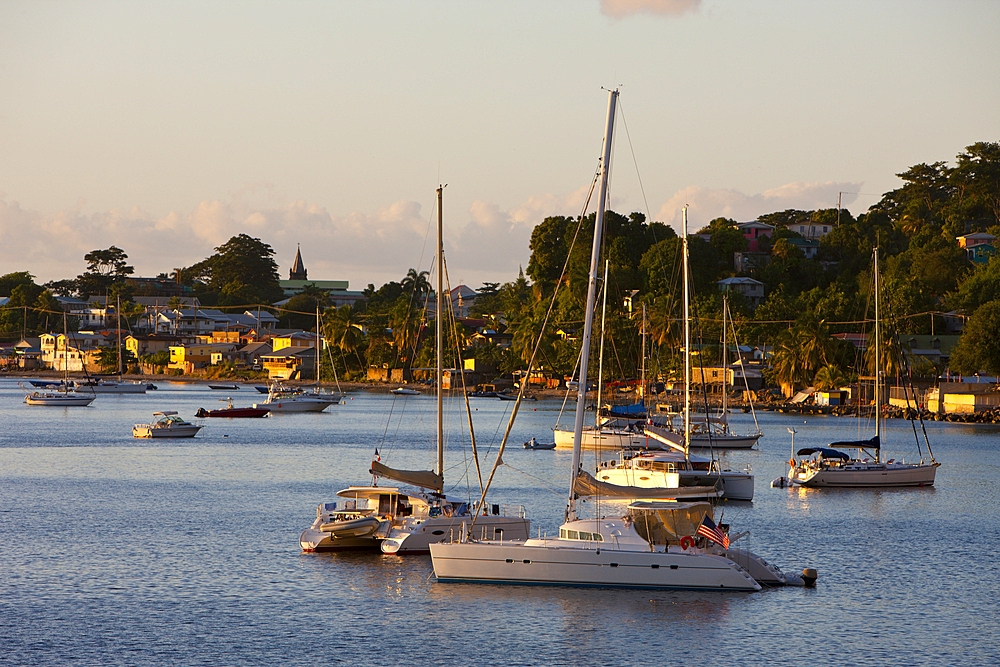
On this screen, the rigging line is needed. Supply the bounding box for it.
[441,253,486,500]
[616,99,655,235]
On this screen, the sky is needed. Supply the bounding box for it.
[1,0,998,293]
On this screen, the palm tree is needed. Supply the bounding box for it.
[401,268,431,300]
[327,305,364,370]
[391,299,424,364]
[814,364,847,391]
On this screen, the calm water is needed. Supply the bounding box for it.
[1,377,997,666]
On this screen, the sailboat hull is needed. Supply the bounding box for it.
[430,541,761,591]
[689,433,760,450]
[790,462,938,487]
[597,468,754,501]
[553,427,646,450]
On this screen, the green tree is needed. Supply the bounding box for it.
[0,272,36,297]
[949,299,1000,375]
[198,235,283,308]
[76,246,134,298]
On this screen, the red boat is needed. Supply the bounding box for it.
[196,398,269,418]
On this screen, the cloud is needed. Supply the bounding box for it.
[0,180,865,295]
[655,181,864,232]
[601,0,700,19]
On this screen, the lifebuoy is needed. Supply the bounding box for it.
[680,536,694,550]
[788,458,795,468]
[442,503,454,517]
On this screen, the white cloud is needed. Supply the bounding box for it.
[655,181,864,232]
[601,0,700,19]
[0,180,866,294]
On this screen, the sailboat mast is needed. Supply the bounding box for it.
[683,206,691,459]
[641,303,646,403]
[568,88,617,519]
[874,247,881,461]
[722,294,727,420]
[436,186,444,482]
[316,303,321,383]
[117,294,123,379]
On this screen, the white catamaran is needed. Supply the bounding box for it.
[430,90,801,590]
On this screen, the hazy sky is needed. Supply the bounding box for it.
[2,0,997,292]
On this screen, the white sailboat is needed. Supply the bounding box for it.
[598,209,755,501]
[81,296,147,393]
[788,248,939,488]
[377,186,529,554]
[430,90,792,590]
[24,312,97,407]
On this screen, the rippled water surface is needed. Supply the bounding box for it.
[1,377,997,666]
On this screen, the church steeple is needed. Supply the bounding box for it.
[290,244,307,280]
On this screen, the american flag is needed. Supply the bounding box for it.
[697,514,730,549]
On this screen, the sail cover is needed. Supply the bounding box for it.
[573,470,719,499]
[825,435,880,451]
[627,501,713,543]
[370,460,443,492]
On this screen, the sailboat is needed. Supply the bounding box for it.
[24,312,96,406]
[597,209,755,501]
[553,262,648,450]
[80,296,147,393]
[788,248,939,487]
[430,90,797,590]
[299,187,530,554]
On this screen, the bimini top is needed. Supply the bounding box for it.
[827,435,880,451]
[796,447,852,460]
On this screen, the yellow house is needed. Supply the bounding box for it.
[270,331,320,352]
[168,342,237,372]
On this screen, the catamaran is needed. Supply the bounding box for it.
[430,90,801,590]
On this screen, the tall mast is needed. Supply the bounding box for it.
[722,293,728,423]
[595,259,609,425]
[683,206,691,460]
[568,88,617,521]
[117,294,123,379]
[874,247,881,462]
[641,303,647,403]
[316,303,321,383]
[436,186,444,482]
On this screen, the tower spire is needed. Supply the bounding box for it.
[290,244,307,280]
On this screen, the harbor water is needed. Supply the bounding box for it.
[1,377,996,666]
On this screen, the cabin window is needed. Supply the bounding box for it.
[578,532,591,541]
[567,530,579,540]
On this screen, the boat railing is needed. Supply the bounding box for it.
[478,503,526,519]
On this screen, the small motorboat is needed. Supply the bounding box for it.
[195,398,269,418]
[208,384,239,390]
[254,385,271,393]
[391,387,420,396]
[133,411,203,438]
[523,438,556,450]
